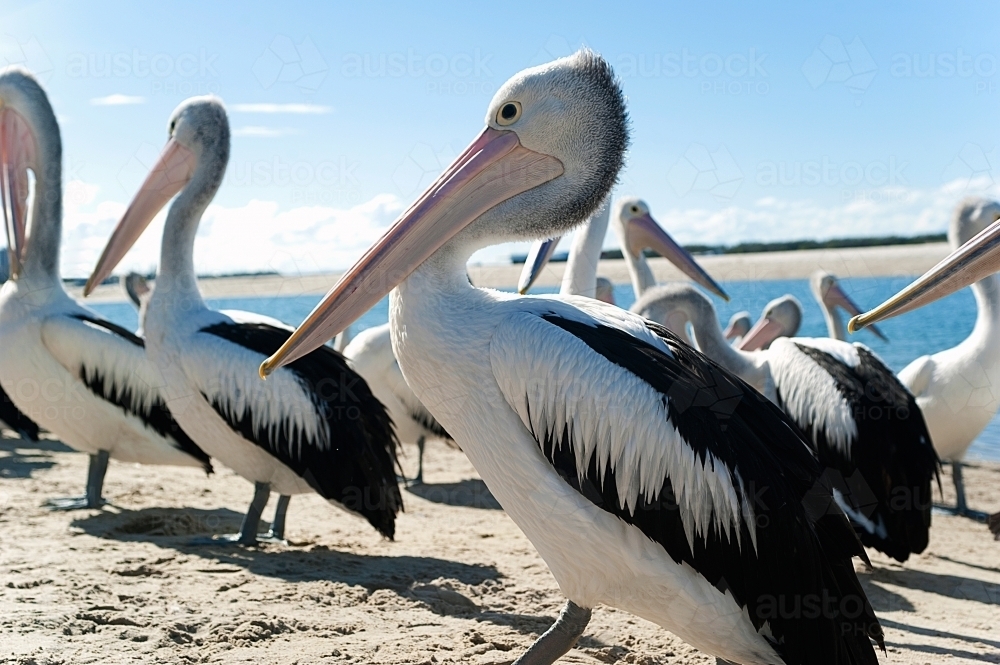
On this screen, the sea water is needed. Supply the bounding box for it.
[88,275,1000,463]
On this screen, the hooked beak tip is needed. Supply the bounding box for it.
[258,359,274,380]
[848,315,864,333]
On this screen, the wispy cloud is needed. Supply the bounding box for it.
[230,103,332,114]
[232,126,297,138]
[89,94,146,106]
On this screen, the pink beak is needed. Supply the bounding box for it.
[84,139,197,296]
[737,316,785,351]
[518,236,561,294]
[261,126,564,376]
[626,213,729,301]
[825,281,887,341]
[0,106,36,277]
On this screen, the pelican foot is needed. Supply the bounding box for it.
[186,532,262,547]
[258,532,289,546]
[43,496,106,511]
[932,503,989,523]
[513,600,591,665]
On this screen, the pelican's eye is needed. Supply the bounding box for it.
[630,205,639,214]
[496,101,522,126]
[169,120,176,135]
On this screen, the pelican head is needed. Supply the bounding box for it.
[0,67,61,279]
[810,270,887,341]
[632,282,717,343]
[723,311,751,342]
[122,272,151,308]
[594,276,615,305]
[85,96,229,295]
[612,196,729,301]
[850,198,1000,332]
[262,50,630,374]
[738,294,802,351]
[951,197,1000,248]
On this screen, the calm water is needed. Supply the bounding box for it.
[88,275,1000,463]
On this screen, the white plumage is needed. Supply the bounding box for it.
[896,198,1000,518]
[0,68,211,510]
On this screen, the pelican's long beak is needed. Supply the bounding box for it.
[0,103,36,278]
[850,219,1000,333]
[517,236,561,294]
[260,126,564,377]
[84,139,196,296]
[825,281,887,341]
[626,213,729,301]
[737,316,784,351]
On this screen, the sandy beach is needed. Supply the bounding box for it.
[73,243,952,303]
[2,431,998,664]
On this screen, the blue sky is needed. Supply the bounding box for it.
[3,0,1000,277]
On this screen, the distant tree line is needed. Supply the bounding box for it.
[512,233,947,263]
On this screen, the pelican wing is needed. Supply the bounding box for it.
[489,301,881,664]
[897,355,935,399]
[40,313,211,471]
[184,317,401,537]
[768,337,939,562]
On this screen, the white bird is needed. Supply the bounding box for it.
[809,271,886,343]
[85,97,401,545]
[342,323,455,485]
[0,68,212,509]
[263,51,883,665]
[723,311,752,346]
[664,284,939,563]
[852,198,1000,521]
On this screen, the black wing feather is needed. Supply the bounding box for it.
[0,384,40,441]
[788,344,940,562]
[200,322,402,539]
[538,314,883,665]
[68,314,212,473]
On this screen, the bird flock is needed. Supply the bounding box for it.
[0,50,998,665]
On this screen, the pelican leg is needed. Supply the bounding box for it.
[45,450,109,511]
[261,494,291,543]
[952,462,989,522]
[513,600,591,665]
[189,482,271,546]
[408,435,427,486]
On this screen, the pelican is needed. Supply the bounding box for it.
[851,198,1000,521]
[262,51,882,664]
[737,295,801,351]
[810,271,886,343]
[84,97,401,545]
[0,68,212,509]
[342,323,455,485]
[121,272,151,335]
[723,311,751,346]
[642,284,940,563]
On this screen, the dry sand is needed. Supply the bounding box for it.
[74,243,952,303]
[2,432,998,664]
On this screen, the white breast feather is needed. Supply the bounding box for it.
[767,338,858,458]
[491,312,757,555]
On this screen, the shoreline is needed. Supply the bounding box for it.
[73,242,951,303]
